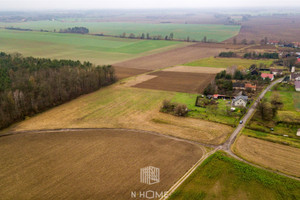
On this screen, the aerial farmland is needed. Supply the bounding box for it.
[0,5,300,200]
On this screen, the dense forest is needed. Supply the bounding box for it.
[0,52,116,129]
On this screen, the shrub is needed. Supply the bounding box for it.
[174,104,188,116]
[161,100,188,117]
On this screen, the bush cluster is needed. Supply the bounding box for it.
[161,100,188,117]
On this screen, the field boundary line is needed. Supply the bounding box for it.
[0,128,218,148]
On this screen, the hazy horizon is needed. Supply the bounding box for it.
[1,0,300,11]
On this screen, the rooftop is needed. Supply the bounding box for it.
[261,73,274,79]
[233,95,248,103]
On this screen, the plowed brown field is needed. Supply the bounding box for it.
[0,129,204,200]
[133,71,215,93]
[228,16,300,43]
[114,44,228,70]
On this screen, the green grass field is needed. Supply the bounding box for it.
[0,21,241,42]
[184,57,274,68]
[0,29,184,65]
[169,151,300,200]
[171,93,242,126]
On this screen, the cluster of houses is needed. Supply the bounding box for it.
[289,66,300,92]
[250,68,284,81]
[205,62,300,109]
[267,41,300,49]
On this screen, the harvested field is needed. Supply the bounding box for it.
[0,129,204,199]
[123,74,157,87]
[7,86,233,145]
[114,66,149,80]
[163,66,225,74]
[228,16,300,42]
[234,135,300,177]
[193,42,245,49]
[114,44,229,70]
[133,71,216,94]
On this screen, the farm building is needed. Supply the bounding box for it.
[245,83,257,91]
[232,95,248,107]
[261,73,274,81]
[295,81,300,92]
[270,69,283,76]
[212,94,232,100]
[291,66,295,73]
[233,82,245,90]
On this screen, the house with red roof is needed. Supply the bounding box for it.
[261,73,274,81]
[245,83,257,91]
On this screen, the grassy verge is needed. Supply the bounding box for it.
[242,128,300,148]
[168,151,300,200]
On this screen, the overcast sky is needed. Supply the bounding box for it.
[1,0,300,10]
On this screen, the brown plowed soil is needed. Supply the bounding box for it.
[0,129,203,200]
[133,71,216,94]
[114,44,229,70]
[227,16,300,43]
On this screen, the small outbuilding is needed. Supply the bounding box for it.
[245,83,257,91]
[233,82,245,90]
[297,129,300,137]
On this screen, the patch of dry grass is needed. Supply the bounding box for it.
[234,135,300,177]
[8,85,233,145]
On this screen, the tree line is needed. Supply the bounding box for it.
[0,52,115,129]
[244,52,279,59]
[59,27,89,34]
